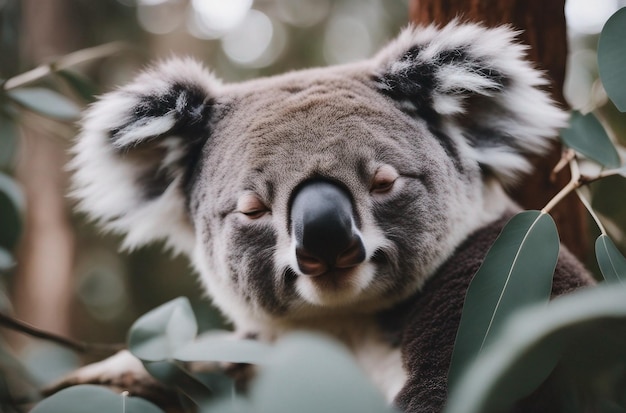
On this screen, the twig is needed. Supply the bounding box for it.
[542,151,625,215]
[575,188,607,235]
[550,149,576,183]
[2,42,127,91]
[0,312,124,356]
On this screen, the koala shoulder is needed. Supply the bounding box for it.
[387,215,595,412]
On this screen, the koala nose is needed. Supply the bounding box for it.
[290,180,366,276]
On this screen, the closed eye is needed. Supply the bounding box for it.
[237,192,270,219]
[370,165,399,194]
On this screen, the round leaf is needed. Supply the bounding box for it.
[448,211,559,390]
[128,297,198,361]
[0,172,25,250]
[7,87,80,121]
[175,333,272,365]
[31,384,165,413]
[598,7,626,112]
[595,234,626,285]
[445,285,626,413]
[251,333,395,413]
[560,112,621,168]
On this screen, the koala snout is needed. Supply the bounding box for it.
[290,180,366,276]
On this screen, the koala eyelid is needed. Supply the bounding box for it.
[237,193,270,219]
[370,165,399,194]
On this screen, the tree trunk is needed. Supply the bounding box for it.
[409,0,588,259]
[10,0,78,350]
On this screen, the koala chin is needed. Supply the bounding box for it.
[69,21,593,411]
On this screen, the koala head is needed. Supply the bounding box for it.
[70,22,567,329]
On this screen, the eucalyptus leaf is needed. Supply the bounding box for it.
[448,211,559,390]
[560,112,621,168]
[0,171,25,250]
[598,7,626,112]
[31,384,164,413]
[445,285,626,413]
[0,285,12,313]
[56,70,98,103]
[0,247,14,272]
[143,360,214,403]
[595,234,626,285]
[202,395,253,413]
[175,333,272,365]
[7,87,80,121]
[251,333,395,413]
[128,297,198,362]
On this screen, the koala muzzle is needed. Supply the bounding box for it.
[290,181,366,276]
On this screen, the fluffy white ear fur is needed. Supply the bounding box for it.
[69,58,220,254]
[372,20,569,184]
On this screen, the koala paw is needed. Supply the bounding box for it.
[44,350,176,407]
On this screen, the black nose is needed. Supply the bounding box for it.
[290,180,366,276]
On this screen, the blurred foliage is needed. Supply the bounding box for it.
[1,1,626,413]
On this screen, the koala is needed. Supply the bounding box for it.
[67,21,594,412]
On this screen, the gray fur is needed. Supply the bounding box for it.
[70,22,568,402]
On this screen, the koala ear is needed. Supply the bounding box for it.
[372,21,568,184]
[70,58,220,253]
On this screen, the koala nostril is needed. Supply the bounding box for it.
[336,238,366,269]
[296,249,328,277]
[296,236,365,276]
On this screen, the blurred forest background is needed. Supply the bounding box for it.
[1,0,626,389]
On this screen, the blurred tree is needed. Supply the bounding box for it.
[409,0,589,260]
[10,0,78,349]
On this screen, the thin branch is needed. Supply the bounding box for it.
[542,149,626,216]
[550,149,576,183]
[541,179,579,214]
[0,312,124,356]
[575,188,607,236]
[2,42,127,91]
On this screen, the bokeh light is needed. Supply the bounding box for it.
[137,1,185,35]
[276,0,331,28]
[189,0,252,39]
[323,15,372,65]
[221,9,286,68]
[566,0,621,34]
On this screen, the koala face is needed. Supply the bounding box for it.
[70,22,567,329]
[192,72,484,322]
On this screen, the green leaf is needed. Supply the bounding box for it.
[0,247,14,272]
[0,284,12,313]
[448,211,559,390]
[7,87,80,120]
[0,115,17,169]
[56,70,98,103]
[175,333,272,365]
[445,285,626,413]
[595,234,626,285]
[31,384,165,413]
[598,7,626,112]
[250,333,395,413]
[128,297,198,362]
[143,360,214,403]
[560,112,621,168]
[0,171,25,250]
